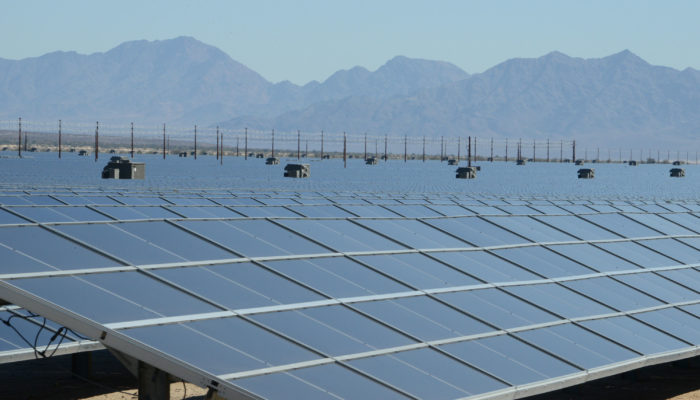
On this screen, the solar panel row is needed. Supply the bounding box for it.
[1,188,700,399]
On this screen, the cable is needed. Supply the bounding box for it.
[1,314,37,349]
[1,312,192,399]
[33,316,47,358]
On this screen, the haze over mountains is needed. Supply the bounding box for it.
[1,36,699,148]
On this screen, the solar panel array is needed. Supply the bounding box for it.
[2,187,700,399]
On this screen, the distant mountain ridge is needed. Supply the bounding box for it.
[1,37,699,147]
[225,49,700,148]
[0,36,468,125]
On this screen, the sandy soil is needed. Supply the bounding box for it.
[1,350,699,399]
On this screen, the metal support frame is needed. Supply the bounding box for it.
[139,360,170,400]
[72,351,93,379]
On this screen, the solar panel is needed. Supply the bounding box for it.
[2,185,700,399]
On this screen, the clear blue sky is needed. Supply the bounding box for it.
[1,0,698,84]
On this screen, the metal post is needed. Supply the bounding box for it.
[216,126,219,160]
[58,120,62,159]
[18,117,21,158]
[457,137,461,162]
[572,140,575,163]
[384,135,388,162]
[163,124,166,160]
[244,128,248,160]
[220,131,223,165]
[236,137,239,157]
[474,136,477,162]
[440,136,444,161]
[194,125,197,160]
[297,130,300,160]
[364,133,367,161]
[138,361,169,400]
[404,135,407,162]
[130,122,134,158]
[468,136,472,167]
[490,137,493,162]
[505,138,508,162]
[343,132,347,168]
[72,352,93,379]
[94,121,99,162]
[422,136,425,162]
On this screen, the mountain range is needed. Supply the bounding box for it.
[1,36,699,148]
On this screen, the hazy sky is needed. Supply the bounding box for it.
[1,0,698,84]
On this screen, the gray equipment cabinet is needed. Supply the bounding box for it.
[101,156,145,179]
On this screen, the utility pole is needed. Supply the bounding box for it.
[216,127,220,160]
[321,130,324,160]
[297,130,300,160]
[384,135,388,162]
[364,133,367,161]
[457,137,461,162]
[546,139,550,162]
[532,139,535,162]
[422,136,425,162]
[572,140,576,163]
[94,121,99,162]
[343,132,347,168]
[244,128,248,160]
[220,131,223,165]
[271,129,274,158]
[505,138,508,162]
[474,137,477,162]
[440,136,444,161]
[490,137,493,162]
[163,124,166,159]
[130,122,134,158]
[58,120,62,159]
[194,125,197,160]
[404,135,407,162]
[17,117,21,158]
[468,136,472,167]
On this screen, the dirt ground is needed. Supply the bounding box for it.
[1,350,699,399]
